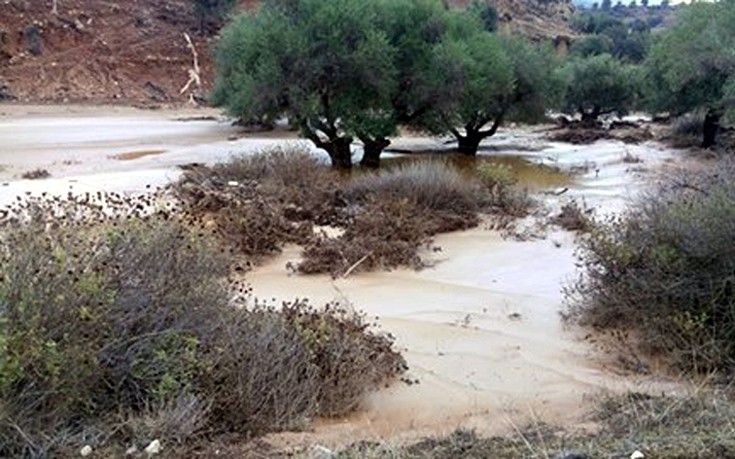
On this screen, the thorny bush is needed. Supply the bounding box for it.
[0,192,405,458]
[566,158,735,372]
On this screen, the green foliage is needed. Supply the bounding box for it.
[570,34,614,58]
[416,23,557,154]
[213,0,556,161]
[558,54,638,121]
[571,11,650,63]
[567,159,735,372]
[467,0,499,32]
[644,0,735,120]
[419,30,514,135]
[212,0,400,167]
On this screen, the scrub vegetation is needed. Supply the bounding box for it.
[174,147,530,277]
[0,193,406,457]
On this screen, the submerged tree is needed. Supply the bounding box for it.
[644,0,735,147]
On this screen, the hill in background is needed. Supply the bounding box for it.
[0,0,573,105]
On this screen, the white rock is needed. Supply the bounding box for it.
[227,181,239,187]
[311,445,335,459]
[144,439,162,456]
[80,445,93,457]
[630,451,645,459]
[125,445,138,456]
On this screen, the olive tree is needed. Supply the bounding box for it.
[417,24,559,155]
[212,0,398,169]
[558,54,638,123]
[644,0,735,147]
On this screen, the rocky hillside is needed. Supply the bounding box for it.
[0,0,573,105]
[452,0,575,40]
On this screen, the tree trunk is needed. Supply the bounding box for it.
[321,137,353,169]
[456,131,483,156]
[581,106,601,125]
[702,109,721,149]
[359,137,391,169]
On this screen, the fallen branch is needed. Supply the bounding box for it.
[180,33,202,103]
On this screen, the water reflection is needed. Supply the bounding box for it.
[380,152,572,191]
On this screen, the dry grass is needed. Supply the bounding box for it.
[553,200,595,233]
[174,151,529,276]
[331,391,735,459]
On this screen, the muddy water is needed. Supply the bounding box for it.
[382,153,573,191]
[0,107,689,450]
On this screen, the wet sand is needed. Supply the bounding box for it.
[0,105,690,450]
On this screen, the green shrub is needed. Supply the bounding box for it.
[566,159,735,372]
[0,194,405,457]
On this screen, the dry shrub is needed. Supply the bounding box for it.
[475,162,532,217]
[566,158,735,372]
[0,194,405,457]
[175,151,528,277]
[21,168,51,180]
[295,161,485,276]
[280,301,408,416]
[173,146,341,258]
[670,112,705,148]
[345,161,482,233]
[553,200,595,233]
[339,392,735,458]
[298,198,433,277]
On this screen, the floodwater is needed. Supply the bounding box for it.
[0,106,689,450]
[382,153,573,191]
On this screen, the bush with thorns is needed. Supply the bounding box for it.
[566,158,735,372]
[0,193,405,457]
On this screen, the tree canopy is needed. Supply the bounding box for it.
[558,53,638,122]
[644,0,735,145]
[212,0,398,168]
[213,0,561,165]
[415,19,559,155]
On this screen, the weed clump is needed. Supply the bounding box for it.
[553,200,595,233]
[0,194,405,457]
[566,158,735,372]
[173,146,340,258]
[21,168,51,179]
